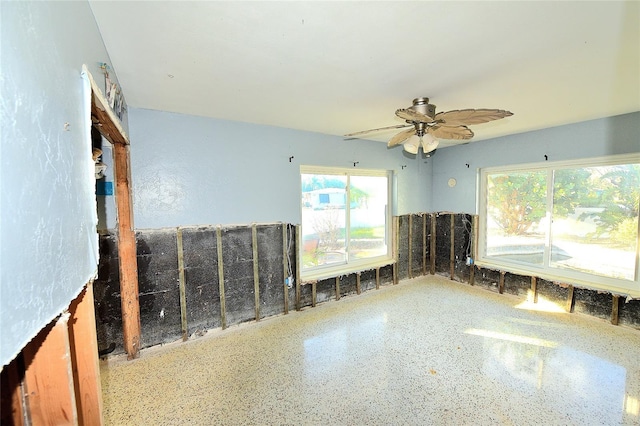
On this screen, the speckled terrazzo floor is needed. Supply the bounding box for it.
[100,276,640,425]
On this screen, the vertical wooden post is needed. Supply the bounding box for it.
[375,267,380,290]
[422,213,427,276]
[176,228,188,341]
[393,216,399,285]
[408,214,413,279]
[611,295,620,325]
[68,282,103,425]
[295,225,302,311]
[356,272,361,295]
[252,224,261,321]
[312,282,317,307]
[23,315,77,425]
[282,223,289,315]
[336,277,341,301]
[216,226,227,329]
[499,271,505,294]
[470,215,478,285]
[430,214,436,275]
[113,141,141,360]
[530,277,538,303]
[450,214,455,280]
[1,355,25,425]
[566,285,575,312]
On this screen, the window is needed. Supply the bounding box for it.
[478,154,640,296]
[300,166,392,280]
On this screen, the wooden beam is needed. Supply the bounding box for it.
[410,214,417,279]
[430,214,436,275]
[113,141,141,360]
[450,214,455,280]
[530,277,538,303]
[216,226,227,330]
[611,295,620,325]
[356,272,361,295]
[67,282,103,425]
[23,315,77,425]
[422,213,427,276]
[499,271,505,294]
[565,285,575,313]
[176,228,188,341]
[252,224,261,322]
[295,225,302,311]
[0,355,25,425]
[393,216,399,285]
[282,223,289,315]
[470,215,478,285]
[312,282,317,307]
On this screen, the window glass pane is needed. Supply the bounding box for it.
[485,171,547,265]
[301,174,347,269]
[550,165,640,280]
[349,175,388,260]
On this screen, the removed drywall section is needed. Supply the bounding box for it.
[94,233,123,355]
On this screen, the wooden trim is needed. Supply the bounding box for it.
[113,141,141,360]
[68,282,104,425]
[252,224,261,321]
[176,228,188,341]
[216,226,227,329]
[23,315,77,425]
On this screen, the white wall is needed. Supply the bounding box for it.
[0,1,124,367]
[431,112,640,214]
[128,108,432,229]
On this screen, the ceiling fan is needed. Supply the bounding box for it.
[344,97,513,154]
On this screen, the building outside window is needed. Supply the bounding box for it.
[478,154,640,296]
[300,166,392,280]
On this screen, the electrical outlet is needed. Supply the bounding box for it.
[466,257,473,266]
[285,276,294,288]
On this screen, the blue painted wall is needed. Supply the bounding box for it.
[0,1,124,367]
[128,108,432,229]
[431,112,640,214]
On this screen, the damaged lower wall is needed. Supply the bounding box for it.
[94,213,640,356]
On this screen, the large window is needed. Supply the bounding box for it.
[300,166,392,280]
[478,154,640,296]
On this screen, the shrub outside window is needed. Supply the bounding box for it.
[478,154,640,296]
[300,166,392,280]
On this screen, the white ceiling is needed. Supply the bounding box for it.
[89,1,639,148]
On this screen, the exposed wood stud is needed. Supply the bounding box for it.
[216,226,227,330]
[450,214,455,280]
[566,285,575,313]
[393,216,399,284]
[470,215,478,285]
[408,214,413,279]
[422,213,427,276]
[312,282,317,307]
[376,267,380,290]
[356,272,361,295]
[176,228,188,341]
[430,214,436,275]
[499,271,505,294]
[67,282,103,425]
[530,277,538,303]
[336,277,341,301]
[282,223,289,315]
[612,295,620,325]
[23,315,77,425]
[252,224,261,322]
[0,355,25,425]
[114,140,140,360]
[295,225,302,311]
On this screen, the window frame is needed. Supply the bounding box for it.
[477,153,640,297]
[299,165,394,281]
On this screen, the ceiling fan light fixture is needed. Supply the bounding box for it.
[403,135,421,154]
[421,133,439,153]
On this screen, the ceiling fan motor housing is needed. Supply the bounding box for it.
[410,97,436,119]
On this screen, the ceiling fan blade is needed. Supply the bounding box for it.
[395,108,435,123]
[344,123,412,137]
[428,125,474,140]
[434,109,513,126]
[388,128,416,147]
